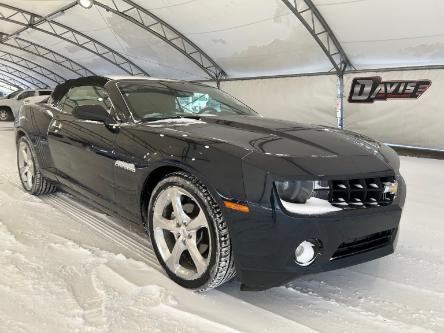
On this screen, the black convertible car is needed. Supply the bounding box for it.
[15,76,405,291]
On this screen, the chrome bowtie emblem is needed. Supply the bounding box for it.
[383,181,398,195]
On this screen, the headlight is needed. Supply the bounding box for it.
[275,180,329,203]
[275,180,341,215]
[275,180,314,203]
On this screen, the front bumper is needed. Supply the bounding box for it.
[225,175,406,290]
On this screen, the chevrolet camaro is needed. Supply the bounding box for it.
[15,76,406,291]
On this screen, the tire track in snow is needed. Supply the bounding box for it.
[286,275,444,332]
[46,194,161,271]
[347,265,444,296]
[285,286,435,333]
[0,169,157,259]
[222,282,428,333]
[0,170,161,271]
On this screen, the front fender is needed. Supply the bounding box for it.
[114,126,251,222]
[140,141,251,202]
[15,103,54,171]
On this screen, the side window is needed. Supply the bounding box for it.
[17,91,36,100]
[38,90,52,96]
[59,86,112,115]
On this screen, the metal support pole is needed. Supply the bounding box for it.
[336,71,345,129]
[216,72,222,89]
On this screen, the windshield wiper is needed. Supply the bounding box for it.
[141,114,201,122]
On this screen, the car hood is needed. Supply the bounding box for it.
[141,115,382,158]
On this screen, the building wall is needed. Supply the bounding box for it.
[344,69,443,150]
[218,69,443,150]
[219,74,338,127]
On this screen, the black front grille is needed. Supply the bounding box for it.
[331,229,395,260]
[328,176,396,208]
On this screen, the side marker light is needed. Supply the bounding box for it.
[224,201,250,213]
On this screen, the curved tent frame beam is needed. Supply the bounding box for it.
[0,49,66,84]
[1,36,95,77]
[0,82,14,93]
[94,0,226,81]
[281,0,353,130]
[0,2,149,76]
[0,78,21,91]
[0,62,49,88]
[0,72,30,89]
[281,0,352,73]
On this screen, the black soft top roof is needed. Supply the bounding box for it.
[51,76,110,103]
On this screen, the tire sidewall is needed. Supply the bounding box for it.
[148,174,219,290]
[17,136,38,194]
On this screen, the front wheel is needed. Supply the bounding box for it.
[17,136,57,195]
[0,107,12,121]
[148,171,236,291]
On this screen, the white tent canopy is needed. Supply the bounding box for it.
[0,0,442,150]
[1,0,443,89]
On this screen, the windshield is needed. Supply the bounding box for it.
[6,90,23,99]
[117,81,258,121]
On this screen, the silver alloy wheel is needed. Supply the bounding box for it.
[18,141,35,191]
[152,186,212,280]
[0,109,8,121]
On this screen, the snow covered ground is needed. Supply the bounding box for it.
[0,121,443,333]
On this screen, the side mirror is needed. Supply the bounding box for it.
[72,105,114,124]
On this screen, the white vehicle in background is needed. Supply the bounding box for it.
[0,89,52,121]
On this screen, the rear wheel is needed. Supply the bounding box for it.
[0,107,12,121]
[17,136,56,195]
[148,171,236,291]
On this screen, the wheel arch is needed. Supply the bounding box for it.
[0,105,13,120]
[0,105,12,111]
[15,128,27,143]
[139,162,224,226]
[140,164,183,225]
[15,127,54,175]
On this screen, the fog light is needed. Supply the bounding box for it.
[295,240,318,266]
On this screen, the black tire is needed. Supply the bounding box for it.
[148,171,236,291]
[0,107,13,121]
[17,136,57,195]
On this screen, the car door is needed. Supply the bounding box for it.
[47,85,117,207]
